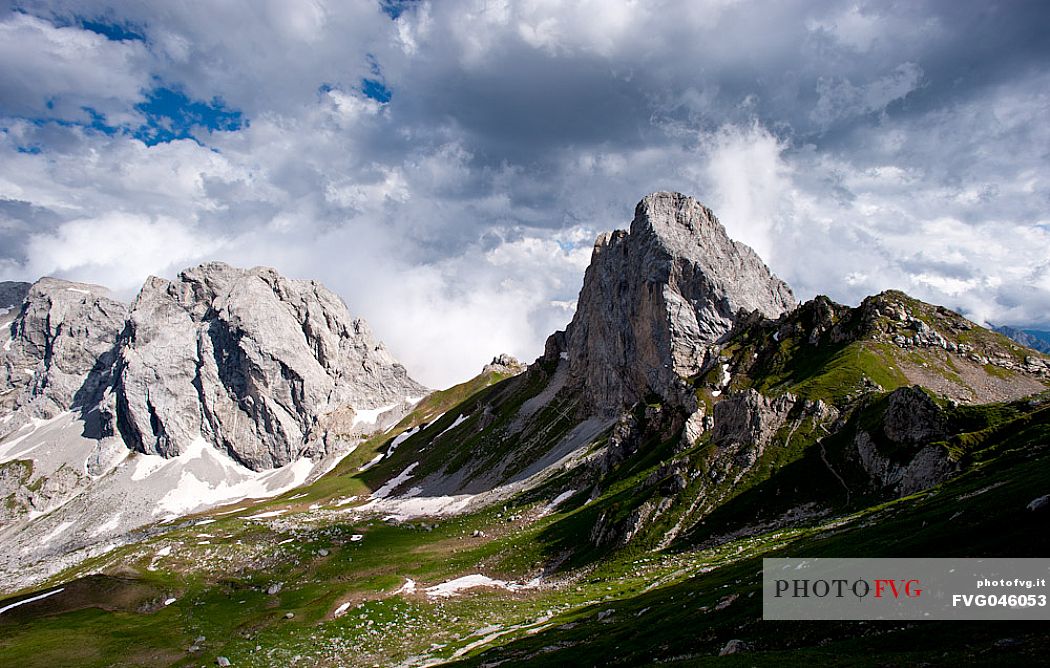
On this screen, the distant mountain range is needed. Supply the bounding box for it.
[1,193,1047,667]
[993,324,1050,354]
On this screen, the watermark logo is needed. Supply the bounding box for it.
[763,558,1050,620]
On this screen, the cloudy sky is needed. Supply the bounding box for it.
[1,1,1049,387]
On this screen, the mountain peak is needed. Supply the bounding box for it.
[111,263,427,470]
[630,191,718,241]
[553,193,795,414]
[1,277,126,433]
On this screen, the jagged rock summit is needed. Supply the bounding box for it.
[106,262,428,470]
[1,264,427,471]
[548,192,795,414]
[0,277,126,435]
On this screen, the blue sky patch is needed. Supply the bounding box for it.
[81,107,119,135]
[78,18,147,42]
[361,79,392,104]
[379,0,421,20]
[133,87,245,145]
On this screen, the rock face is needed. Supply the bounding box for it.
[549,192,794,414]
[1,264,425,472]
[107,263,427,470]
[0,278,126,432]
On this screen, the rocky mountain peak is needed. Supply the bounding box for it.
[109,262,427,471]
[551,192,795,414]
[1,277,126,432]
[629,192,794,318]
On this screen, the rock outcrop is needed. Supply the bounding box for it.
[483,354,527,376]
[0,278,126,433]
[549,192,794,414]
[107,263,427,470]
[852,386,957,496]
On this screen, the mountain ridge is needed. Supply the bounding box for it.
[993,324,1050,354]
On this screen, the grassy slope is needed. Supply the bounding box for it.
[717,292,1047,406]
[454,409,1050,667]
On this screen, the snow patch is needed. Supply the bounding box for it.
[395,578,417,595]
[350,534,364,542]
[334,602,351,617]
[358,453,383,471]
[352,403,397,428]
[436,414,468,438]
[370,462,418,500]
[130,454,166,481]
[358,494,476,519]
[163,597,176,606]
[719,362,731,389]
[90,513,122,537]
[0,415,64,461]
[151,439,315,517]
[541,489,576,516]
[0,587,64,615]
[424,574,535,598]
[386,425,420,457]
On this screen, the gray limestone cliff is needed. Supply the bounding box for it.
[1,278,126,434]
[548,191,795,414]
[106,262,427,470]
[1,265,425,472]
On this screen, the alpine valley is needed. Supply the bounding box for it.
[1,192,1048,667]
